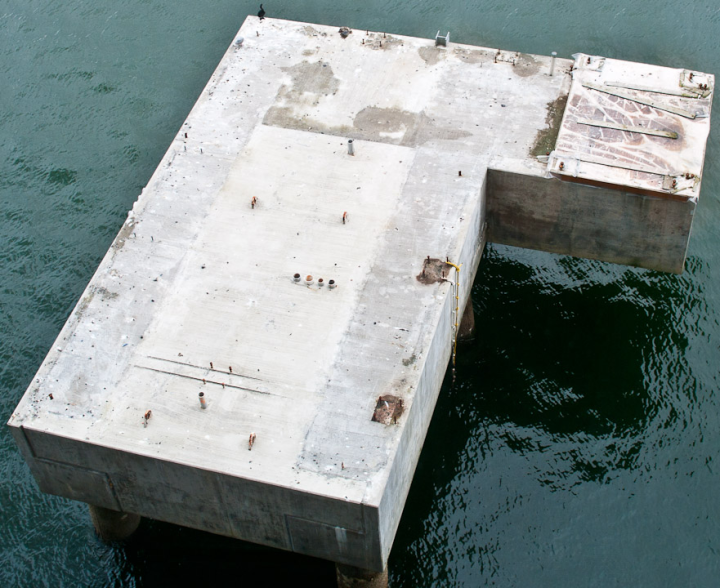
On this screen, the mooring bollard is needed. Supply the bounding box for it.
[550,51,557,76]
[348,139,354,156]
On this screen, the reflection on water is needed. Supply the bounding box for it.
[390,245,719,587]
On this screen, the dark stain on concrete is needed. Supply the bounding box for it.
[263,106,353,135]
[418,46,445,66]
[354,106,417,134]
[96,287,119,301]
[402,354,417,367]
[530,93,569,157]
[263,60,342,131]
[301,26,324,37]
[263,58,471,145]
[265,102,470,147]
[513,53,540,77]
[354,107,471,146]
[282,60,340,96]
[452,47,493,64]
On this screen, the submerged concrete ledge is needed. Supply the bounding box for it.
[8,17,713,574]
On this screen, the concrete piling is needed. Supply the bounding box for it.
[336,564,389,588]
[458,296,476,342]
[88,505,141,542]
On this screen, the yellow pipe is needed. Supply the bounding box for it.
[444,261,462,372]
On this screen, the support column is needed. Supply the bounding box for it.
[336,564,388,588]
[457,295,476,342]
[88,504,141,542]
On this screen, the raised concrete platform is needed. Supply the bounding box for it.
[8,17,713,573]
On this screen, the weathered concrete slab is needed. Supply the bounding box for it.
[488,54,713,273]
[8,16,712,571]
[551,53,712,199]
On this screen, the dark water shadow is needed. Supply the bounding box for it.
[102,518,337,588]
[389,245,707,586]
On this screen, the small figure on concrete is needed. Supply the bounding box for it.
[339,27,352,39]
[142,410,152,427]
[249,432,257,450]
[257,4,265,20]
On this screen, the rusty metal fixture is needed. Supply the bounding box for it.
[293,273,301,283]
[199,392,207,409]
[371,395,404,425]
[318,278,325,287]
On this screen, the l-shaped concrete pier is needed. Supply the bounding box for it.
[9,16,713,584]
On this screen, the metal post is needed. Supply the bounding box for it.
[550,51,557,76]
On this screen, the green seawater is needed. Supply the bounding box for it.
[1,1,719,586]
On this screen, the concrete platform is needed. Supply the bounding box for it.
[8,17,713,572]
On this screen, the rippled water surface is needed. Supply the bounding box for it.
[2,1,719,586]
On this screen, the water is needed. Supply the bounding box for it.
[1,1,719,586]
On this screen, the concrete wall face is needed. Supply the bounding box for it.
[14,427,382,570]
[486,170,695,274]
[377,177,486,563]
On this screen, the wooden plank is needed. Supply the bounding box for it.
[553,151,671,175]
[604,81,706,99]
[576,117,678,139]
[582,81,696,119]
